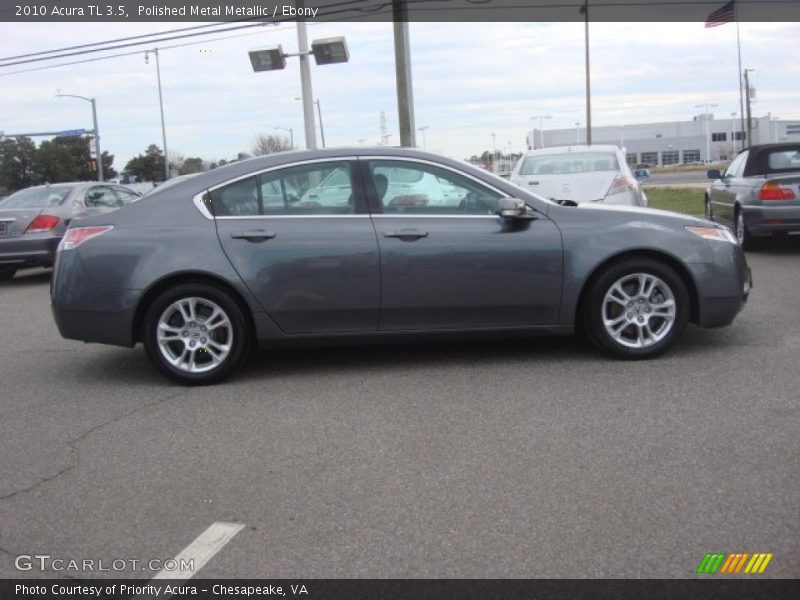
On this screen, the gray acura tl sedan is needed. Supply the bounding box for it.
[51,148,752,384]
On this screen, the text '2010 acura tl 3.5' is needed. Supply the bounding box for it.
[51,148,752,384]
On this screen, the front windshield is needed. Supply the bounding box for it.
[0,186,72,208]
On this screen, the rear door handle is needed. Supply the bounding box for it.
[230,230,277,241]
[383,229,429,240]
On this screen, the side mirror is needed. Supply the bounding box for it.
[497,197,531,219]
[707,169,722,180]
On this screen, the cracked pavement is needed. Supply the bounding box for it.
[1,241,798,579]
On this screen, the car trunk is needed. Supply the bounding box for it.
[0,208,44,237]
[515,171,619,203]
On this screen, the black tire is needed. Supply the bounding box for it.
[0,266,17,281]
[142,282,251,385]
[704,195,713,220]
[583,258,689,359]
[734,207,757,251]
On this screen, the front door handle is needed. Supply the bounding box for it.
[230,230,277,241]
[383,229,429,240]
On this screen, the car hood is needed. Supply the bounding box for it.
[571,202,712,227]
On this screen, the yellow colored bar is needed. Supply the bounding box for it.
[734,553,749,573]
[744,554,761,574]
[720,553,737,574]
[758,553,773,574]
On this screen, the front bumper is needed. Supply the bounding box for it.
[690,242,752,328]
[0,234,60,268]
[742,204,800,236]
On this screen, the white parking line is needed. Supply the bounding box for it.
[152,521,245,580]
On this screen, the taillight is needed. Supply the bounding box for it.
[60,226,113,250]
[759,182,796,201]
[25,214,59,234]
[607,176,633,196]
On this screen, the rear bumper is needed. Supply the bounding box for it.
[742,204,800,236]
[0,234,60,268]
[50,249,139,347]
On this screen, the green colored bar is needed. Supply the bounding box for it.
[697,552,726,574]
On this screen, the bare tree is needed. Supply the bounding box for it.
[251,133,292,156]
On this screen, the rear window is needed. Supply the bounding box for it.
[0,187,72,208]
[767,149,800,172]
[519,152,619,176]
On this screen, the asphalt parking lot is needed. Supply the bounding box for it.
[1,242,798,580]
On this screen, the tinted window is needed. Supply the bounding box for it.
[114,187,141,205]
[518,152,619,176]
[85,186,119,208]
[210,162,354,216]
[0,187,71,208]
[367,160,502,215]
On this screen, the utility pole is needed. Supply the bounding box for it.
[296,0,318,150]
[744,69,754,147]
[392,0,416,147]
[583,0,592,145]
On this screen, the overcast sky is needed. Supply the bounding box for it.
[1,20,798,168]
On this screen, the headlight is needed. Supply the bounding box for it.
[685,225,737,244]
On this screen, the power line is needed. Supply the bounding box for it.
[0,21,270,63]
[0,25,298,78]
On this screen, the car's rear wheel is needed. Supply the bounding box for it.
[734,207,756,251]
[0,266,17,281]
[584,258,689,359]
[142,283,251,385]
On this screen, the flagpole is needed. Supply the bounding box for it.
[736,10,745,151]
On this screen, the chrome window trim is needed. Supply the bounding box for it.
[207,213,370,220]
[194,156,359,220]
[371,214,499,219]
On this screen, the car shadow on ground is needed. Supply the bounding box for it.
[748,236,800,255]
[0,268,52,287]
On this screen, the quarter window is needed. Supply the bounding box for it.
[366,160,503,215]
[85,186,119,208]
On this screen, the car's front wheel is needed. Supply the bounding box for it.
[142,283,251,385]
[584,258,689,359]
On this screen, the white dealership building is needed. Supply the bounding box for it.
[527,114,800,166]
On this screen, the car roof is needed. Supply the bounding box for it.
[142,147,484,198]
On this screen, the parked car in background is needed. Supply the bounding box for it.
[706,143,800,249]
[510,145,647,206]
[0,182,141,280]
[51,148,750,384]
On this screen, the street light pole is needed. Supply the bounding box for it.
[491,132,497,174]
[296,16,318,150]
[417,126,428,149]
[275,127,294,149]
[575,122,580,145]
[56,93,103,181]
[294,97,325,147]
[530,115,552,149]
[146,49,169,180]
[730,111,737,153]
[695,102,718,163]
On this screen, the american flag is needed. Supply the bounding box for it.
[705,0,736,27]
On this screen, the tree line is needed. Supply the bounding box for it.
[0,132,293,194]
